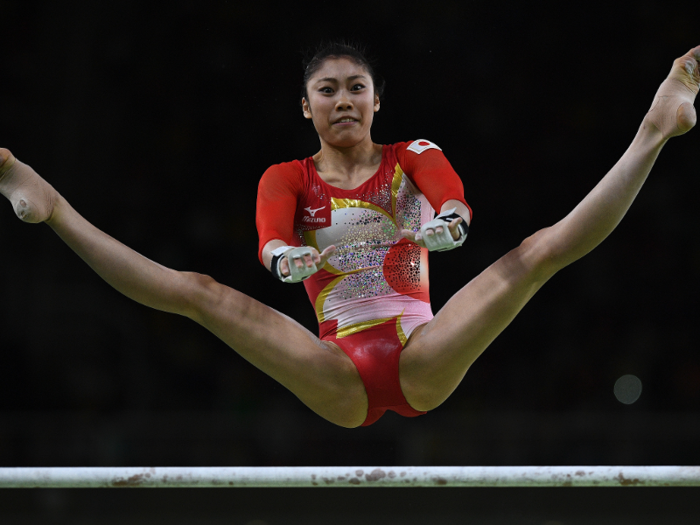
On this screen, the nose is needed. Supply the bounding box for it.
[335,91,353,111]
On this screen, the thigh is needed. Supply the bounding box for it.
[399,232,556,411]
[188,275,368,428]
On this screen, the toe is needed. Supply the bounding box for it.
[671,48,700,90]
[0,148,16,175]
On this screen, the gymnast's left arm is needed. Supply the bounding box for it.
[397,141,472,249]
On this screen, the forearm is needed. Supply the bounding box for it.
[545,124,666,269]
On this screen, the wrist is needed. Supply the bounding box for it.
[270,246,292,280]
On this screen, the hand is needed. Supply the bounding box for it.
[279,245,336,277]
[401,217,463,249]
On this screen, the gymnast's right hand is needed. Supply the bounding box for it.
[272,245,336,283]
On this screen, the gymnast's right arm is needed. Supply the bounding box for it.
[256,163,335,281]
[257,164,296,273]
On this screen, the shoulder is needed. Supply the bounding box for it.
[257,159,307,198]
[397,139,443,155]
[260,159,305,181]
[394,139,446,169]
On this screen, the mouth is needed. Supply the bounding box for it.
[333,117,359,125]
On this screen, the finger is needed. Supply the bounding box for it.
[280,258,290,277]
[320,245,336,258]
[401,229,416,241]
[447,217,462,237]
[401,229,425,247]
[318,245,337,265]
[448,217,463,240]
[425,228,435,237]
[447,217,464,231]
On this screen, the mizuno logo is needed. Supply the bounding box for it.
[304,206,326,217]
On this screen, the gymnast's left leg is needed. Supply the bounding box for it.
[399,45,700,412]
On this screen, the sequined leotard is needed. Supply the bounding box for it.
[256,140,470,425]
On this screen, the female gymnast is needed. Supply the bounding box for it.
[1,43,698,428]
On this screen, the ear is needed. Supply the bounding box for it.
[374,94,380,113]
[302,98,312,119]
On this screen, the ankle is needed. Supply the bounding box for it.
[636,117,668,149]
[44,193,67,225]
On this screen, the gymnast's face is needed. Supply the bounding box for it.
[302,57,380,148]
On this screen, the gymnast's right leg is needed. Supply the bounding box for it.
[0,150,367,427]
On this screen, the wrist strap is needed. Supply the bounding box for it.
[419,207,468,252]
[269,246,318,283]
[270,246,293,281]
[435,207,469,242]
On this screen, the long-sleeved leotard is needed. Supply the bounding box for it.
[256,140,470,425]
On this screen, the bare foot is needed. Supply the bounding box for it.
[0,149,58,223]
[645,45,700,139]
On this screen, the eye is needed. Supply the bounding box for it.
[318,86,334,94]
[351,83,365,91]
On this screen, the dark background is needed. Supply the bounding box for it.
[1,0,700,523]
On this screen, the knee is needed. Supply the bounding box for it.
[402,384,451,413]
[326,407,367,429]
[512,227,564,283]
[301,357,370,428]
[297,387,368,429]
[176,271,223,319]
[400,367,464,413]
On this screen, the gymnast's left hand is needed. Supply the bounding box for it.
[401,216,464,249]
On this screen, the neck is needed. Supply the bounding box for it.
[313,135,382,179]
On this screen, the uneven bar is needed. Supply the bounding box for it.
[1,466,699,488]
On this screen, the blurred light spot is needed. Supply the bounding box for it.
[614,374,642,404]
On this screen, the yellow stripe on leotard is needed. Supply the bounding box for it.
[336,316,396,339]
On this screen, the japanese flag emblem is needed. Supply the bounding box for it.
[407,139,442,154]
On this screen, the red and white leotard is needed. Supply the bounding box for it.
[256,140,471,425]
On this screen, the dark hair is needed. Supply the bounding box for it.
[301,41,385,103]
